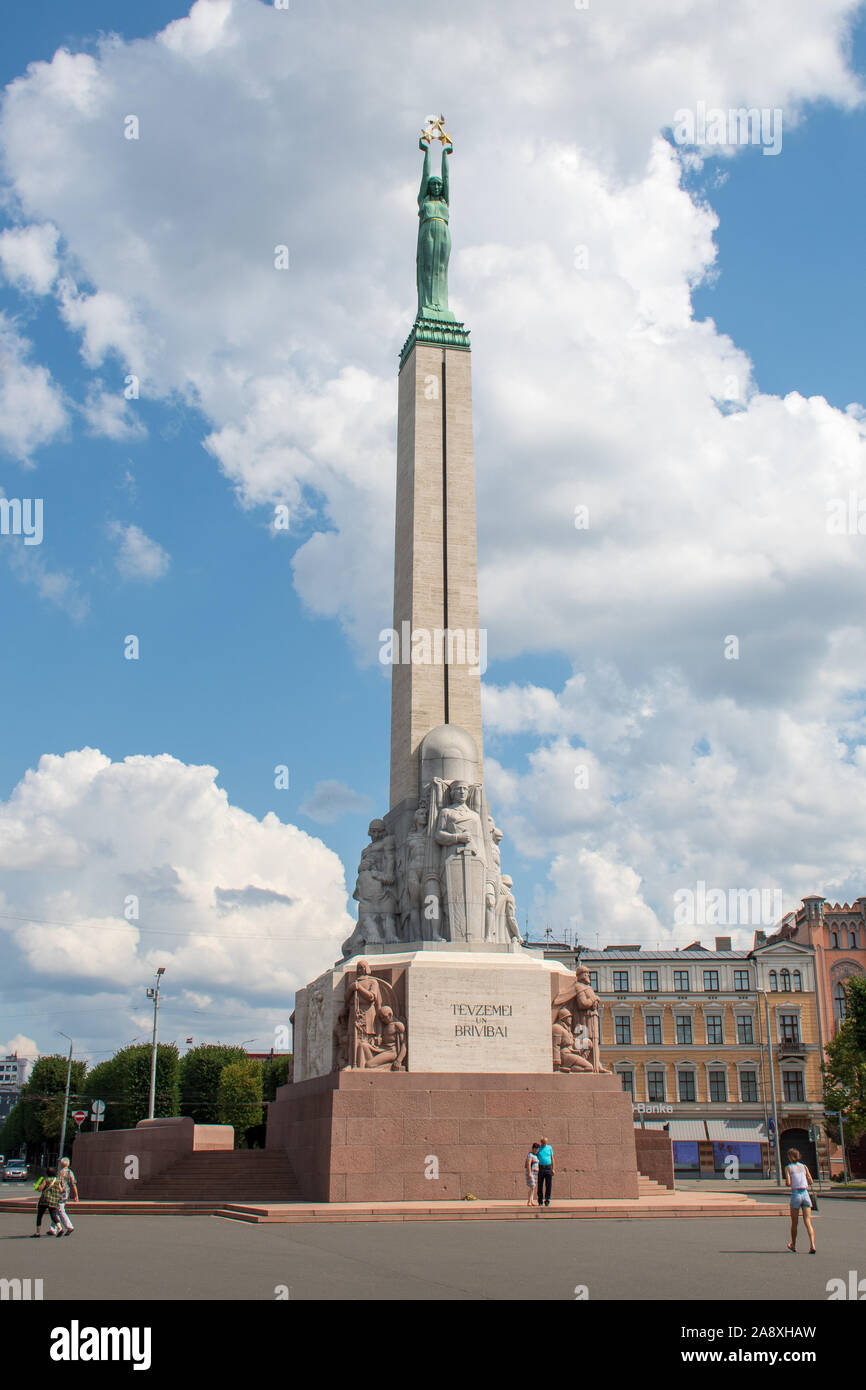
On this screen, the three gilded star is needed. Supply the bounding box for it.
[420,113,453,148]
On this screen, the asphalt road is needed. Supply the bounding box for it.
[1,1197,863,1300]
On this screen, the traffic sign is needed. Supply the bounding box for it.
[91,1100,105,1119]
[72,1110,86,1126]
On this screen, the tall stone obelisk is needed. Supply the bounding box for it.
[275,120,638,1205]
[389,117,483,813]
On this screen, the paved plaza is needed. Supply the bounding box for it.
[1,1196,862,1301]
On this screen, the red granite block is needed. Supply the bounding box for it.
[594,1143,635,1172]
[402,1116,459,1145]
[403,1173,463,1201]
[430,1089,481,1117]
[592,1093,628,1115]
[559,1143,598,1171]
[330,1117,346,1145]
[344,1173,405,1202]
[328,1174,346,1202]
[372,1144,430,1174]
[329,1145,375,1173]
[344,1117,403,1147]
[373,1089,432,1117]
[485,1091,542,1118]
[434,1145,487,1172]
[332,1091,376,1117]
[586,1118,627,1145]
[457,1117,517,1145]
[486,1145,531,1174]
[530,1115,570,1144]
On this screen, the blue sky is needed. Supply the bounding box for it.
[2,0,866,1062]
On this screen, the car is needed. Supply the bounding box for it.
[3,1161,29,1181]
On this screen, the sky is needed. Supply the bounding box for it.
[2,0,866,1069]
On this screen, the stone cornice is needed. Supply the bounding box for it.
[399,315,471,366]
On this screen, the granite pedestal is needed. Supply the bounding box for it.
[266,1070,639,1203]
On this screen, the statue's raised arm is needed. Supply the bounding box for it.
[418,138,432,208]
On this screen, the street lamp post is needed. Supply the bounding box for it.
[57,1032,73,1163]
[146,968,166,1121]
[824,1110,850,1185]
[762,992,783,1184]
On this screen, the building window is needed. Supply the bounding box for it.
[739,1070,758,1102]
[780,969,791,991]
[834,982,847,1026]
[782,1070,805,1103]
[678,1070,696,1102]
[768,970,777,990]
[736,1015,754,1045]
[645,1015,662,1045]
[613,971,629,992]
[614,1016,632,1045]
[850,930,858,949]
[779,1014,800,1044]
[673,970,690,991]
[588,971,598,991]
[703,970,719,991]
[706,1014,723,1045]
[647,1069,666,1101]
[792,971,802,992]
[829,931,838,948]
[734,970,750,991]
[708,1069,727,1102]
[676,1015,693,1045]
[619,1070,634,1097]
[642,970,659,992]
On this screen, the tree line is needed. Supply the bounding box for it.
[0,1044,292,1157]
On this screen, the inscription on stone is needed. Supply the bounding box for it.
[451,1001,512,1036]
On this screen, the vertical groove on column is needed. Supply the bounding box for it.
[441,352,449,724]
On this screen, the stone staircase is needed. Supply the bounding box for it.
[637,1175,671,1196]
[131,1150,301,1204]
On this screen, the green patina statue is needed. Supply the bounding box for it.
[416,134,453,319]
[399,116,470,367]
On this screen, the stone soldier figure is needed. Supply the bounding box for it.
[342,818,397,956]
[552,1007,594,1072]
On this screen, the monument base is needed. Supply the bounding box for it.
[266,1070,639,1203]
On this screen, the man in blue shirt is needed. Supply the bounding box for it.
[537,1137,555,1207]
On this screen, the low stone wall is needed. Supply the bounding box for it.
[267,1071,639,1203]
[633,1127,674,1189]
[71,1118,233,1199]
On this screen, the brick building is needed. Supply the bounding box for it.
[531,938,824,1177]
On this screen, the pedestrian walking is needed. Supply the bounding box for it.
[537,1136,555,1207]
[31,1169,64,1237]
[785,1148,816,1254]
[56,1157,78,1235]
[525,1141,540,1207]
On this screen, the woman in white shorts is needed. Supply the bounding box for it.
[525,1142,540,1207]
[785,1148,816,1253]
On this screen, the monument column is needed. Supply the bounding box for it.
[389,337,482,811]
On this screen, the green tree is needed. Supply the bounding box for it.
[109,1043,180,1128]
[261,1054,292,1102]
[10,1054,87,1154]
[179,1044,247,1123]
[217,1060,263,1146]
[823,975,866,1148]
[80,1056,126,1131]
